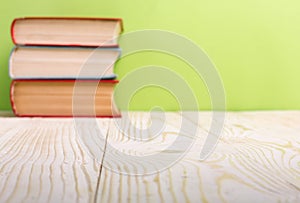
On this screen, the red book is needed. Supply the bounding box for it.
[10,79,121,117]
[11,17,123,47]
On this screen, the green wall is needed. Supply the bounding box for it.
[1,0,300,110]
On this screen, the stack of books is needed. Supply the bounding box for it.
[9,17,123,117]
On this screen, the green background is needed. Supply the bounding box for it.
[1,0,300,111]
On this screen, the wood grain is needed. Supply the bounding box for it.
[96,111,300,203]
[0,117,110,203]
[0,112,299,203]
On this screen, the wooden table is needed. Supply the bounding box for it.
[0,111,299,203]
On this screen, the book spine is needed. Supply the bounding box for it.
[8,46,17,79]
[11,19,17,45]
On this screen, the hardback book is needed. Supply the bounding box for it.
[9,46,121,79]
[11,17,123,47]
[10,80,120,117]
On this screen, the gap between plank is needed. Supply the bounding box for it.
[93,121,111,203]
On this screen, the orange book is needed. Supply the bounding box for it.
[10,80,120,117]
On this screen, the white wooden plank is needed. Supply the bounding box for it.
[96,111,300,203]
[0,117,110,203]
[1,111,300,203]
